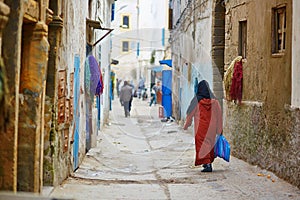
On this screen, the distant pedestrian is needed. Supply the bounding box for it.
[142,88,148,100]
[128,81,135,112]
[149,84,158,107]
[183,80,223,172]
[155,81,162,104]
[137,78,145,99]
[119,81,133,117]
[116,78,121,97]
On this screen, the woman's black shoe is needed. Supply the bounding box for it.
[201,164,212,172]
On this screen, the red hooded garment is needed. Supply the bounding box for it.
[184,98,223,166]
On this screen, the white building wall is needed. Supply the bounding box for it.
[172,0,181,26]
[194,3,213,86]
[171,0,213,119]
[111,0,139,82]
[60,0,88,166]
[93,0,114,128]
[60,0,114,164]
[292,0,300,107]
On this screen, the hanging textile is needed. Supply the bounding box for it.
[230,60,243,104]
[224,56,242,100]
[95,71,103,96]
[84,55,102,101]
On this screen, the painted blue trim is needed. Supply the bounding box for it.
[73,55,80,170]
[159,59,172,67]
[162,28,165,46]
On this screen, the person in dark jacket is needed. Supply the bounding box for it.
[183,80,223,172]
[120,81,133,117]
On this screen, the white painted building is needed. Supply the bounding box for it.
[292,0,300,107]
[111,0,169,87]
[89,0,115,129]
[170,0,225,120]
[59,0,89,172]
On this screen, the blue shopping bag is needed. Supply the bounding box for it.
[214,134,230,162]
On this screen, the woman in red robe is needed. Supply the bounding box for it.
[183,80,223,172]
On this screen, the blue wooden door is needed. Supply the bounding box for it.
[73,55,80,170]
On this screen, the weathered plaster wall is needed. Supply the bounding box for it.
[43,0,88,186]
[292,0,300,107]
[171,0,217,120]
[224,0,299,188]
[44,1,115,186]
[97,0,113,127]
[62,0,87,170]
[225,0,291,104]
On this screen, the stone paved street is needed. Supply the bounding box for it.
[49,98,300,200]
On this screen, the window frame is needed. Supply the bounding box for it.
[272,5,287,55]
[122,41,129,52]
[238,20,247,59]
[122,15,130,29]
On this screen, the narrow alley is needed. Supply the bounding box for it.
[48,98,299,200]
[0,1,300,199]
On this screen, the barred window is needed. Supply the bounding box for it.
[239,20,247,58]
[272,6,286,54]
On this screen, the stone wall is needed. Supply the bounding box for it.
[0,0,16,192]
[43,97,71,186]
[0,0,52,192]
[224,101,300,188]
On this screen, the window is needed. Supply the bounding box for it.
[239,20,247,58]
[122,41,129,52]
[168,8,173,30]
[272,6,286,54]
[111,3,115,21]
[122,15,129,28]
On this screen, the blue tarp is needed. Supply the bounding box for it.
[162,70,172,117]
[159,59,172,67]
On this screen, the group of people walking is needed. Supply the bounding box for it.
[117,78,162,117]
[117,78,223,173]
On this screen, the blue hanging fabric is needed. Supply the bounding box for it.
[194,77,198,94]
[214,134,231,162]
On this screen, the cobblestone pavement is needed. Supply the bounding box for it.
[49,98,300,200]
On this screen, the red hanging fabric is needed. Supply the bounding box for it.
[96,70,103,96]
[230,60,243,104]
